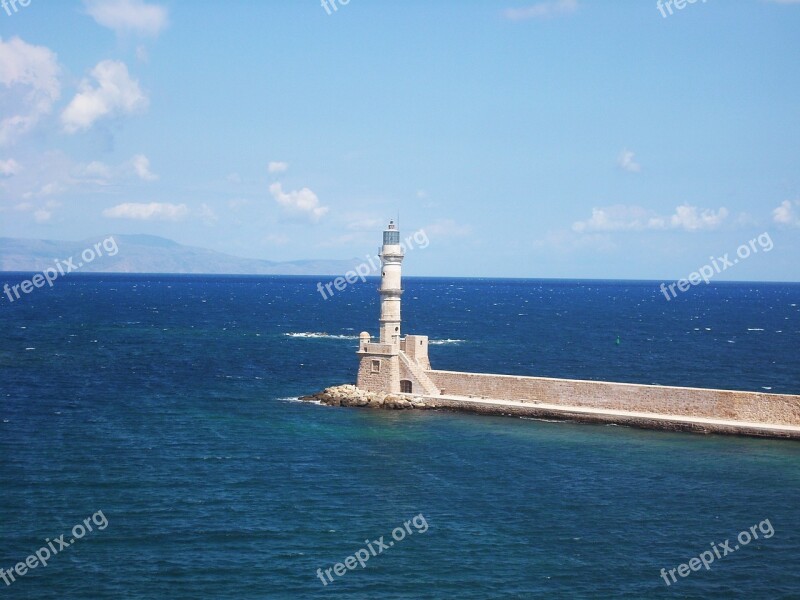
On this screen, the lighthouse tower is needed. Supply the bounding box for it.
[379,220,403,345]
[356,220,437,396]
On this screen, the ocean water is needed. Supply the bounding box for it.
[1,274,799,599]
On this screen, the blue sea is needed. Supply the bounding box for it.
[1,274,799,599]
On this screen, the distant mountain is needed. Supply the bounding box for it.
[0,234,369,276]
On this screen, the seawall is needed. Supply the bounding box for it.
[425,370,800,427]
[303,368,800,440]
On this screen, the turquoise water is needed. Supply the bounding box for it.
[1,275,798,598]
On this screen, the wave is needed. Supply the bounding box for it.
[278,396,323,406]
[747,328,765,331]
[429,339,465,345]
[284,332,359,340]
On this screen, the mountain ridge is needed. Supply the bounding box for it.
[0,234,367,276]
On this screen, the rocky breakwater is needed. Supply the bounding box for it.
[300,385,434,410]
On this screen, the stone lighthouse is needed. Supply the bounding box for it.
[378,220,403,345]
[356,220,438,396]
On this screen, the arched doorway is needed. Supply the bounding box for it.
[400,380,412,393]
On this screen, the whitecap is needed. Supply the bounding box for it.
[278,396,322,405]
[284,332,358,340]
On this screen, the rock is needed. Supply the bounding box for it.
[301,385,434,412]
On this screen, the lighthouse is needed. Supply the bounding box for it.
[356,220,438,396]
[379,220,403,345]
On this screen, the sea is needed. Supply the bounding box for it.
[1,274,798,599]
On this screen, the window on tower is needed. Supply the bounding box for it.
[371,360,381,373]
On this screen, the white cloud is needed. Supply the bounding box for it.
[572,205,655,233]
[81,160,113,181]
[617,149,641,173]
[503,0,578,20]
[38,182,63,197]
[268,161,289,174]
[103,201,188,221]
[573,204,728,233]
[84,0,169,36]
[269,182,328,221]
[61,60,148,133]
[26,200,61,222]
[773,199,800,227]
[669,204,728,231]
[0,37,61,145]
[132,154,157,181]
[72,154,157,184]
[0,158,21,176]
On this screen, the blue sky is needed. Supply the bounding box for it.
[1,0,799,279]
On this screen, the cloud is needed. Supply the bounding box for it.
[61,60,148,133]
[0,158,21,176]
[269,182,328,221]
[0,36,61,146]
[84,0,169,36]
[72,154,157,184]
[22,199,62,223]
[103,201,188,221]
[669,204,728,231]
[503,0,578,21]
[268,161,288,174]
[617,149,641,173]
[572,204,729,233]
[773,199,800,227]
[132,153,157,181]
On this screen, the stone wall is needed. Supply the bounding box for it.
[426,370,800,427]
[357,353,400,393]
[404,335,430,370]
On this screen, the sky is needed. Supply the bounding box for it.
[0,0,799,280]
